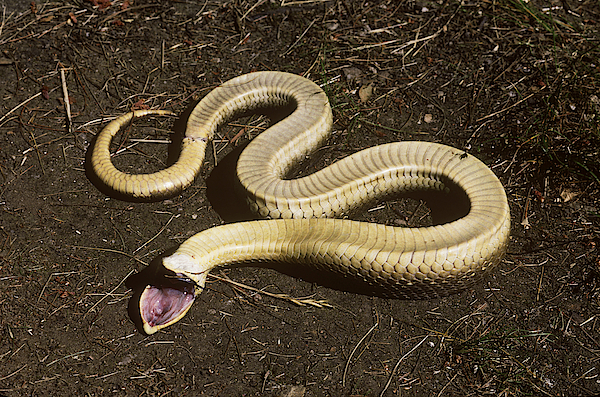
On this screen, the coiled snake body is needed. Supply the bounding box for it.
[91,72,510,334]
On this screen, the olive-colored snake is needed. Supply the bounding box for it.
[91,71,510,335]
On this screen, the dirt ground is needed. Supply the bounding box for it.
[1,0,599,396]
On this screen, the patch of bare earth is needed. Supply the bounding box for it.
[0,0,599,395]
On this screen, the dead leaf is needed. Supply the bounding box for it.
[280,385,306,397]
[41,85,50,100]
[132,98,150,110]
[342,66,364,83]
[359,82,374,103]
[560,188,580,203]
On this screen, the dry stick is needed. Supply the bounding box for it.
[390,6,459,57]
[210,135,220,166]
[436,373,459,397]
[0,5,6,38]
[443,307,489,341]
[78,116,116,130]
[352,38,403,52]
[128,138,170,144]
[379,334,429,397]
[521,188,532,229]
[46,350,91,367]
[209,273,331,308]
[476,88,544,122]
[69,245,149,266]
[281,0,329,5]
[261,369,271,394]
[37,271,82,303]
[0,364,27,381]
[161,40,165,70]
[402,26,420,60]
[406,9,458,60]
[193,0,209,24]
[536,264,545,302]
[27,130,45,175]
[304,46,323,76]
[85,269,136,317]
[0,92,42,127]
[98,4,160,25]
[222,317,243,365]
[281,18,317,56]
[60,68,72,134]
[241,0,267,20]
[342,315,380,387]
[132,213,178,255]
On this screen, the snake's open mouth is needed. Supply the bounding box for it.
[139,277,196,335]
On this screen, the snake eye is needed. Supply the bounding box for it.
[164,273,198,286]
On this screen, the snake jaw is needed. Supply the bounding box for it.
[139,253,211,334]
[139,280,197,335]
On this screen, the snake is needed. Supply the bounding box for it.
[91,71,510,335]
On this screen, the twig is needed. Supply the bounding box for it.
[436,373,459,397]
[281,18,317,56]
[133,213,178,255]
[85,269,135,317]
[60,68,72,134]
[99,4,161,25]
[281,0,329,5]
[379,335,429,397]
[46,350,91,367]
[128,138,170,144]
[28,130,45,175]
[212,139,218,167]
[476,89,543,122]
[68,245,148,266]
[392,32,439,55]
[390,6,460,57]
[0,92,42,127]
[0,5,6,39]
[38,271,82,303]
[222,317,243,365]
[0,364,27,381]
[343,314,379,387]
[208,273,331,308]
[352,38,403,52]
[241,0,267,20]
[161,40,165,70]
[536,263,544,302]
[193,0,209,24]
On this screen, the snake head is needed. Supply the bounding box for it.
[139,276,198,335]
[139,253,209,334]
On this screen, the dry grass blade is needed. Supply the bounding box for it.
[208,274,332,308]
[60,68,72,134]
[379,335,430,397]
[85,269,135,317]
[343,314,379,387]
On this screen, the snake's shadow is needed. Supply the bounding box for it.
[125,249,180,333]
[205,104,297,222]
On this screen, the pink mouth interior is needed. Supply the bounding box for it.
[140,283,195,330]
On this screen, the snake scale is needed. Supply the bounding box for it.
[91,71,510,334]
